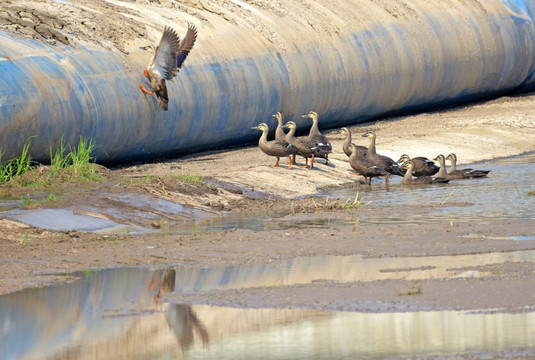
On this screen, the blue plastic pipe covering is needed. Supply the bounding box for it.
[1,0,535,163]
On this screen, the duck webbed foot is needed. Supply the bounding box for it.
[286,156,294,170]
[140,84,154,95]
[271,157,281,167]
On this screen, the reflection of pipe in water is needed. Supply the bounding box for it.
[0,268,209,359]
[184,306,535,359]
[171,250,535,293]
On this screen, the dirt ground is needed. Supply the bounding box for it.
[1,93,535,314]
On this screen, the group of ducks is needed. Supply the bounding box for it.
[253,112,490,186]
[252,111,333,170]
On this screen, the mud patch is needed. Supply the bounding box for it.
[0,0,147,52]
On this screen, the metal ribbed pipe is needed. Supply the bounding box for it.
[1,0,534,163]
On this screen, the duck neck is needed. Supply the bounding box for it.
[436,157,448,177]
[309,117,320,137]
[449,157,457,172]
[285,126,296,141]
[275,119,285,140]
[367,135,377,155]
[343,131,351,149]
[403,167,413,183]
[259,128,269,144]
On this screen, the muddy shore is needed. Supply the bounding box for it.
[1,93,535,314]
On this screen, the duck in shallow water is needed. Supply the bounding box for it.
[402,161,450,185]
[397,154,439,177]
[446,153,490,178]
[140,23,198,110]
[347,144,388,185]
[251,123,299,169]
[433,154,490,179]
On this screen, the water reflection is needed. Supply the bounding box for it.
[172,250,535,292]
[0,268,207,360]
[2,251,535,359]
[185,306,535,360]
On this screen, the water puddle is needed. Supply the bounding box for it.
[465,234,535,242]
[511,235,535,241]
[170,250,535,292]
[0,208,150,234]
[0,192,208,234]
[2,250,535,359]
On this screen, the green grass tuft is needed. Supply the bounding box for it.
[0,137,37,182]
[1,136,100,185]
[68,136,99,181]
[49,137,70,176]
[396,281,423,296]
[175,174,204,183]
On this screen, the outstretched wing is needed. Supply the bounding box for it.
[175,23,198,72]
[152,26,180,80]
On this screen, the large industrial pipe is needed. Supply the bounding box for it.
[1,0,534,163]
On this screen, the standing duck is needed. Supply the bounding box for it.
[362,131,405,184]
[340,128,367,158]
[446,153,490,178]
[397,154,439,177]
[284,121,327,169]
[251,123,299,169]
[140,23,198,110]
[302,111,332,164]
[347,144,388,185]
[402,161,450,185]
[273,112,286,141]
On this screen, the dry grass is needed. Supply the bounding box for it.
[299,192,371,212]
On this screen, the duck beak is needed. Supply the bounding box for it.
[251,126,259,130]
[301,115,308,118]
[361,133,368,137]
